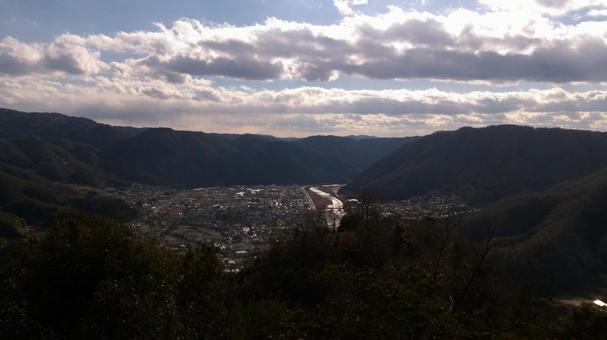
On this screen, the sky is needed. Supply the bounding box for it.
[1,0,607,137]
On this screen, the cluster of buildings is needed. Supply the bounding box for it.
[101,185,474,271]
[378,192,475,220]
[103,185,313,271]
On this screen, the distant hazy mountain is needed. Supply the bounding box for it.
[101,128,358,187]
[0,110,116,226]
[343,135,377,140]
[346,125,607,205]
[294,135,415,173]
[0,108,413,189]
[460,166,607,293]
[0,108,141,188]
[0,108,141,148]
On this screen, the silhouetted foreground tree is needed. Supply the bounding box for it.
[0,214,238,339]
[1,212,605,339]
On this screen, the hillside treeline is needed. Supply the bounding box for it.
[1,212,606,339]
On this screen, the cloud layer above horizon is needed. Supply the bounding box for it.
[1,0,607,136]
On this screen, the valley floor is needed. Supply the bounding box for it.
[98,185,473,271]
[101,184,312,271]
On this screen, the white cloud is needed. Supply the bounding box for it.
[334,0,368,16]
[2,3,607,135]
[478,0,605,14]
[2,68,607,136]
[0,35,103,76]
[3,5,607,82]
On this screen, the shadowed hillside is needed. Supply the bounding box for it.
[101,128,358,187]
[294,135,414,173]
[459,166,607,293]
[103,130,414,188]
[0,109,412,189]
[346,125,607,205]
[0,108,142,149]
[0,109,413,227]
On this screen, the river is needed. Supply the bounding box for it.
[308,186,346,230]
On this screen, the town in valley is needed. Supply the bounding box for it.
[99,184,474,271]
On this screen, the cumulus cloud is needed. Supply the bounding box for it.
[334,0,368,16]
[2,66,607,136]
[146,55,284,80]
[3,5,607,83]
[81,9,607,82]
[2,3,607,135]
[536,0,570,8]
[0,37,42,75]
[44,34,104,74]
[0,35,103,76]
[479,0,605,14]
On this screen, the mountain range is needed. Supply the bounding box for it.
[459,166,607,293]
[346,125,607,205]
[6,108,607,294]
[0,108,410,227]
[102,129,411,187]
